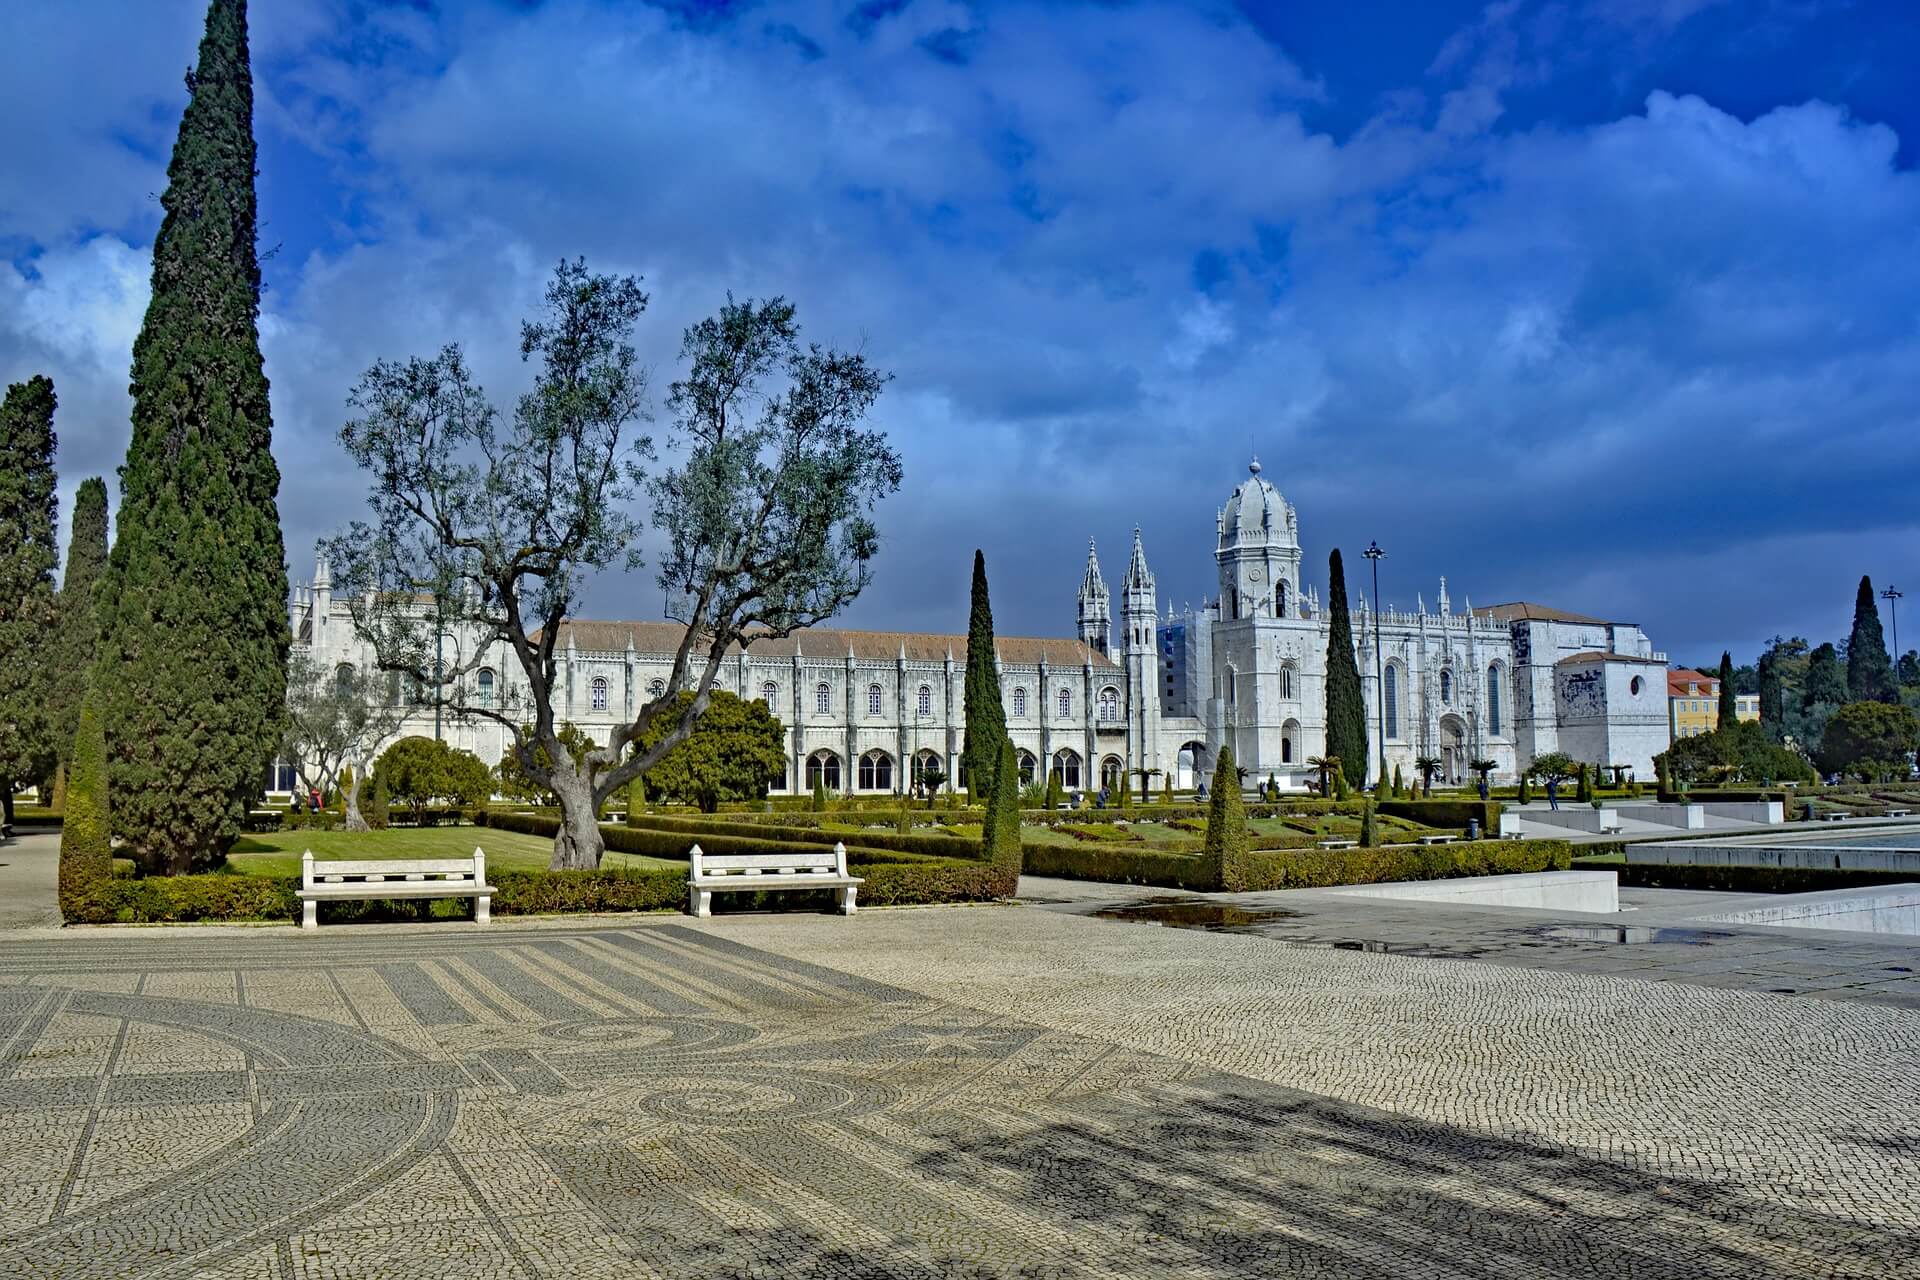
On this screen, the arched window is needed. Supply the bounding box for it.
[1012,687,1028,717]
[646,678,666,700]
[590,676,609,712]
[1100,756,1123,791]
[806,750,841,791]
[1057,687,1071,717]
[815,682,831,714]
[1052,749,1082,790]
[1279,662,1295,700]
[334,663,355,698]
[917,684,932,716]
[859,750,893,791]
[1098,687,1119,722]
[1282,735,1293,763]
[1275,580,1290,618]
[867,683,883,716]
[761,680,778,706]
[1384,665,1399,738]
[476,667,495,708]
[1440,669,1453,705]
[1487,664,1502,736]
[1016,750,1037,786]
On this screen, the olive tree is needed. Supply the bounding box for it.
[324,260,900,868]
[283,652,409,830]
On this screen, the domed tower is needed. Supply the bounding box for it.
[1076,539,1111,657]
[1215,458,1302,621]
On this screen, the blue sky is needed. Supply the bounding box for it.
[3,0,1918,666]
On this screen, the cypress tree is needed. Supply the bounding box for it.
[48,478,110,809]
[1846,575,1895,703]
[1757,650,1784,742]
[93,0,290,873]
[1392,763,1405,798]
[961,550,1007,800]
[1716,651,1738,731]
[1360,799,1378,848]
[1201,746,1251,892]
[981,736,1023,873]
[1323,549,1368,786]
[0,375,61,828]
[58,691,113,921]
[1804,642,1847,710]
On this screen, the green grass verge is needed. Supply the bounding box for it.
[223,827,681,877]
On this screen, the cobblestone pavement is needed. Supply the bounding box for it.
[1,912,1916,1279]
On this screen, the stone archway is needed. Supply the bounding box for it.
[1439,715,1467,785]
[1175,740,1208,789]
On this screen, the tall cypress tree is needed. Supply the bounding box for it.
[0,375,61,827]
[1846,575,1894,703]
[48,478,110,807]
[1323,548,1368,785]
[1716,651,1738,730]
[1757,649,1784,742]
[961,549,1007,800]
[94,0,290,873]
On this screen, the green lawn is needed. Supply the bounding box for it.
[1019,820,1202,850]
[224,827,681,877]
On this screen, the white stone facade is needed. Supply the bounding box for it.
[284,459,1669,796]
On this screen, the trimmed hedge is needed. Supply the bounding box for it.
[1022,837,1573,890]
[1376,799,1501,832]
[619,812,981,860]
[1606,862,1920,894]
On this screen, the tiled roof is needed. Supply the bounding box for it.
[1554,650,1667,667]
[541,620,1120,668]
[1483,601,1615,626]
[1666,669,1717,697]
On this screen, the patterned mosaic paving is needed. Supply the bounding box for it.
[1,919,1915,1278]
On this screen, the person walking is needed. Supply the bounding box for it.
[1546,777,1560,811]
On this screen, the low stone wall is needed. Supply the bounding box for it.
[1700,801,1785,824]
[1699,885,1920,936]
[1320,869,1619,914]
[1614,803,1705,829]
[1512,808,1622,834]
[1628,842,1920,873]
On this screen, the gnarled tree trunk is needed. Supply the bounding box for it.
[343,759,370,833]
[549,770,606,871]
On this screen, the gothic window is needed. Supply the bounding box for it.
[1282,735,1293,763]
[591,676,609,712]
[815,682,831,714]
[867,683,883,716]
[1098,687,1119,722]
[761,680,778,706]
[647,678,666,699]
[1016,750,1037,786]
[1275,580,1290,618]
[476,668,495,708]
[917,684,932,716]
[1384,665,1399,738]
[806,750,841,791]
[1052,749,1082,790]
[1057,687,1071,717]
[1101,756,1123,791]
[1012,687,1028,718]
[334,664,355,698]
[1279,662,1295,700]
[1487,665,1502,735]
[1440,669,1453,705]
[859,750,893,791]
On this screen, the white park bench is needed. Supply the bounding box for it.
[1416,834,1458,846]
[1316,838,1358,850]
[297,849,493,929]
[1815,811,1849,822]
[1885,808,1912,817]
[687,842,862,919]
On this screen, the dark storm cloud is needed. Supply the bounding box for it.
[1,0,1915,663]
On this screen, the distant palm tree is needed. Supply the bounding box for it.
[1414,755,1442,797]
[1306,754,1339,796]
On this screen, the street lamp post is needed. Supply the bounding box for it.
[1884,585,1904,688]
[1363,541,1386,791]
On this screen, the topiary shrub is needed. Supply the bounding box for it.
[981,738,1024,873]
[58,693,112,920]
[1044,773,1062,812]
[1360,799,1377,848]
[812,779,828,812]
[1201,746,1252,891]
[369,770,391,830]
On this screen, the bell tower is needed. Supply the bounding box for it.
[1121,529,1164,787]
[1215,458,1302,620]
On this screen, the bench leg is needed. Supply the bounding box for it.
[839,886,858,916]
[475,894,491,926]
[692,889,712,919]
[301,900,317,930]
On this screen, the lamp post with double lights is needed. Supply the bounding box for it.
[1362,542,1386,791]
[1884,585,1904,692]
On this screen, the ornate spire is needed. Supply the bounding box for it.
[1438,576,1451,614]
[1079,538,1108,601]
[1125,527,1153,592]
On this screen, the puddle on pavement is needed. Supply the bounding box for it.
[1536,924,1733,946]
[1090,897,1302,931]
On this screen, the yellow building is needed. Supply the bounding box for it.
[1667,669,1759,739]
